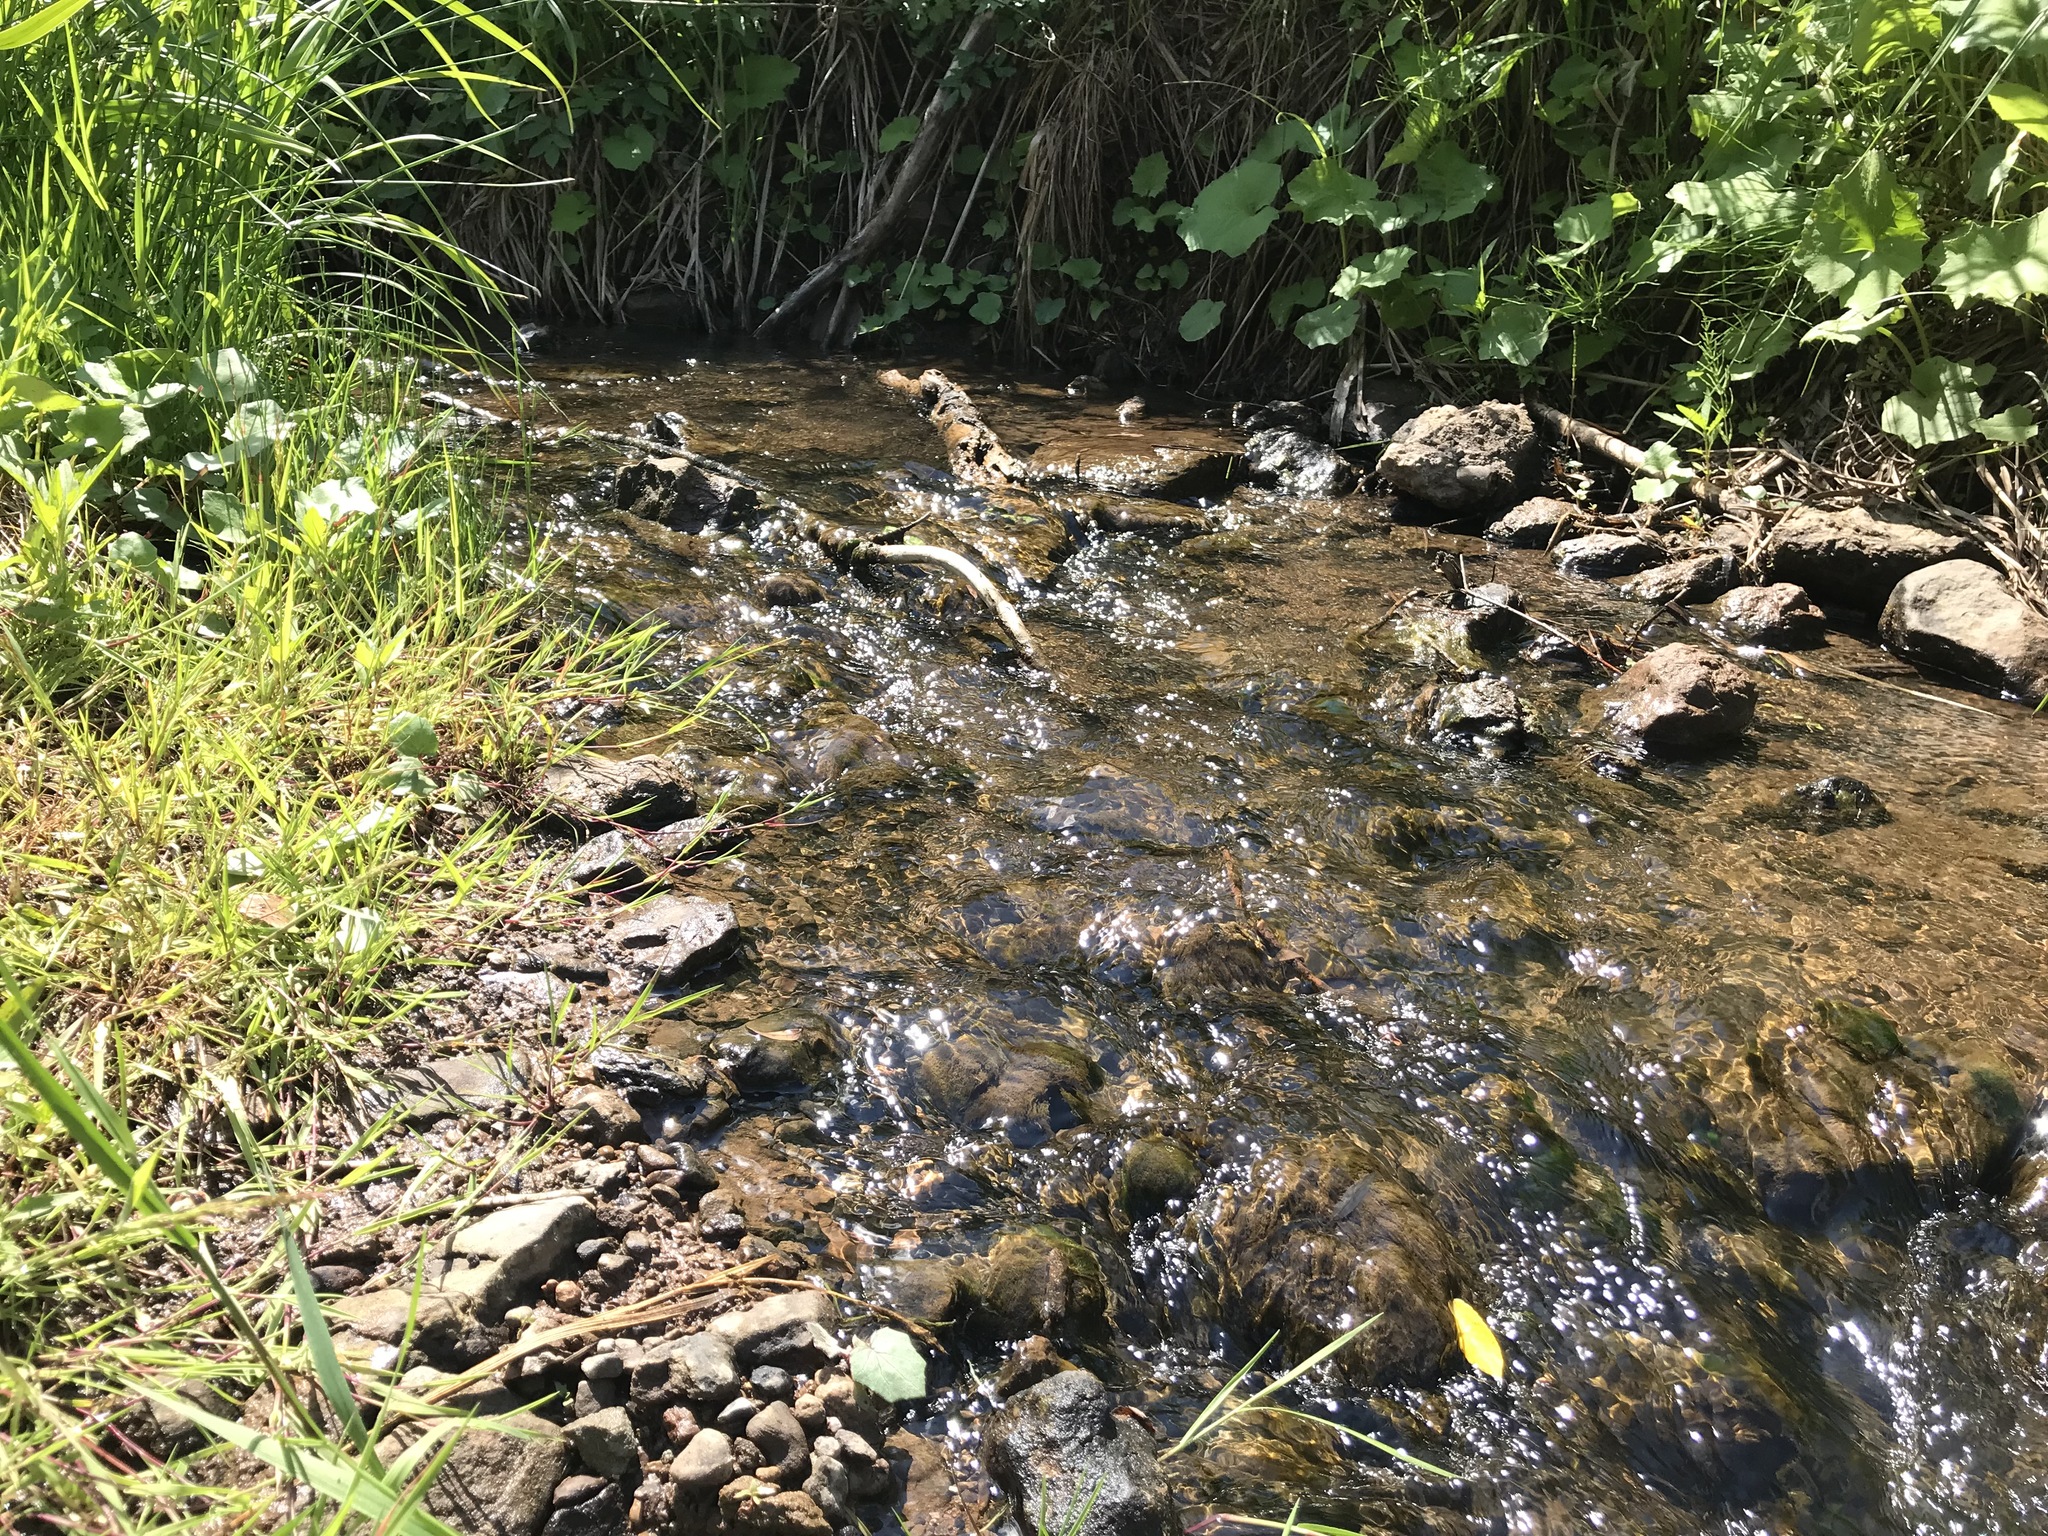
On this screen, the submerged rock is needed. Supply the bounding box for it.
[1156,919,1290,1001]
[1772,775,1890,831]
[1030,771,1214,848]
[1602,644,1756,751]
[761,572,826,607]
[1712,583,1826,647]
[1410,675,1531,756]
[1620,550,1740,605]
[1243,426,1358,497]
[772,706,906,790]
[1553,532,1662,579]
[537,754,696,830]
[1209,1139,1467,1386]
[1377,402,1544,514]
[914,1034,1096,1148]
[1115,1138,1200,1222]
[1484,496,1585,547]
[1879,559,2048,701]
[983,1371,1176,1536]
[1763,501,1982,608]
[970,1229,1111,1344]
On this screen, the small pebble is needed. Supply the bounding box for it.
[715,1396,762,1434]
[552,1474,608,1508]
[623,1230,655,1260]
[503,1305,535,1328]
[749,1365,794,1403]
[662,1404,700,1446]
[583,1352,625,1381]
[554,1280,585,1311]
[576,1238,614,1262]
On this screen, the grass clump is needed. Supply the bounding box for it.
[0,0,669,1526]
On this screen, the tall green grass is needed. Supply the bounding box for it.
[0,1,667,1525]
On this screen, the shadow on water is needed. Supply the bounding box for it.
[496,331,2048,1536]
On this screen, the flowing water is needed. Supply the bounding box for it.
[495,338,2048,1536]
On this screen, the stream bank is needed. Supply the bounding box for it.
[273,339,2048,1536]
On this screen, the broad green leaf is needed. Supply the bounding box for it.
[0,371,79,411]
[1267,279,1325,328]
[1554,195,1616,248]
[1396,141,1496,225]
[551,190,596,235]
[334,908,387,954]
[1725,312,1799,380]
[1989,80,2048,135]
[1796,155,1926,313]
[878,115,920,153]
[602,124,656,171]
[388,713,439,758]
[382,758,438,799]
[1633,440,1687,502]
[969,291,1003,325]
[1179,299,1225,341]
[1880,355,2022,446]
[1855,0,1942,65]
[1977,403,2038,441]
[1330,247,1415,297]
[226,398,288,444]
[1060,257,1103,288]
[1033,296,1066,324]
[1475,301,1551,365]
[189,349,263,405]
[1802,305,1901,343]
[848,1328,927,1402]
[1293,298,1359,348]
[727,54,799,111]
[59,400,149,456]
[201,489,249,542]
[295,477,375,526]
[1934,0,2048,54]
[1286,161,1392,226]
[1180,160,1284,257]
[1935,210,2048,305]
[108,530,159,570]
[1130,152,1169,198]
[1450,1299,1505,1382]
[1668,172,1806,235]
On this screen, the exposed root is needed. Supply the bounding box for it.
[877,366,1035,484]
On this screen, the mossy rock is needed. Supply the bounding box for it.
[1812,998,1902,1063]
[1115,1138,1200,1222]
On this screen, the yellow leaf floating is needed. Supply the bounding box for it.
[1450,1298,1505,1382]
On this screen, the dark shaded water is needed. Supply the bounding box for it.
[498,339,2048,1536]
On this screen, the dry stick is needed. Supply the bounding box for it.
[876,366,1034,483]
[755,8,1000,340]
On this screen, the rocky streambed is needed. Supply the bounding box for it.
[212,345,2048,1536]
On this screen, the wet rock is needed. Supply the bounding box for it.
[1620,550,1740,606]
[745,1399,810,1483]
[983,1370,1175,1536]
[540,1481,625,1536]
[594,894,739,983]
[1030,771,1214,847]
[914,1036,1095,1147]
[711,1016,837,1090]
[938,493,1078,590]
[536,754,696,831]
[670,1428,736,1494]
[563,1086,643,1146]
[563,817,739,890]
[1410,675,1530,756]
[874,1257,973,1327]
[749,1365,794,1403]
[1209,1140,1466,1386]
[1116,1138,1200,1222]
[1026,429,1239,499]
[644,410,688,447]
[396,1051,533,1124]
[405,1409,569,1536]
[1446,582,1528,650]
[1572,1333,1795,1504]
[615,456,759,532]
[716,1479,834,1536]
[1484,496,1584,547]
[993,1336,1079,1400]
[590,1046,709,1106]
[1233,399,1323,436]
[1601,644,1757,752]
[1775,776,1890,831]
[773,706,904,789]
[551,1475,608,1509]
[1764,501,1982,608]
[1553,532,1662,579]
[716,1397,763,1435]
[1243,427,1358,497]
[712,1288,840,1372]
[761,572,826,607]
[1377,402,1544,514]
[802,1448,853,1526]
[969,1229,1110,1345]
[565,1407,639,1479]
[1157,920,1289,1001]
[1880,558,2048,701]
[1713,583,1826,647]
[404,1195,597,1325]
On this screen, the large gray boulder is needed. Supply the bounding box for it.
[1484,495,1585,547]
[1602,644,1757,751]
[1763,502,1982,608]
[425,1195,597,1318]
[1620,550,1740,606]
[710,1288,840,1371]
[592,894,739,983]
[983,1370,1175,1536]
[1879,559,2048,702]
[1554,532,1662,579]
[1712,583,1826,648]
[1377,402,1544,514]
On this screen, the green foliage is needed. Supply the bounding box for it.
[1180,161,1284,256]
[848,1327,928,1401]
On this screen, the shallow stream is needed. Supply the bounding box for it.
[496,339,2048,1536]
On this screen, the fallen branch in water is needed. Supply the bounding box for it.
[782,505,1041,664]
[877,366,1034,484]
[1527,398,1787,519]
